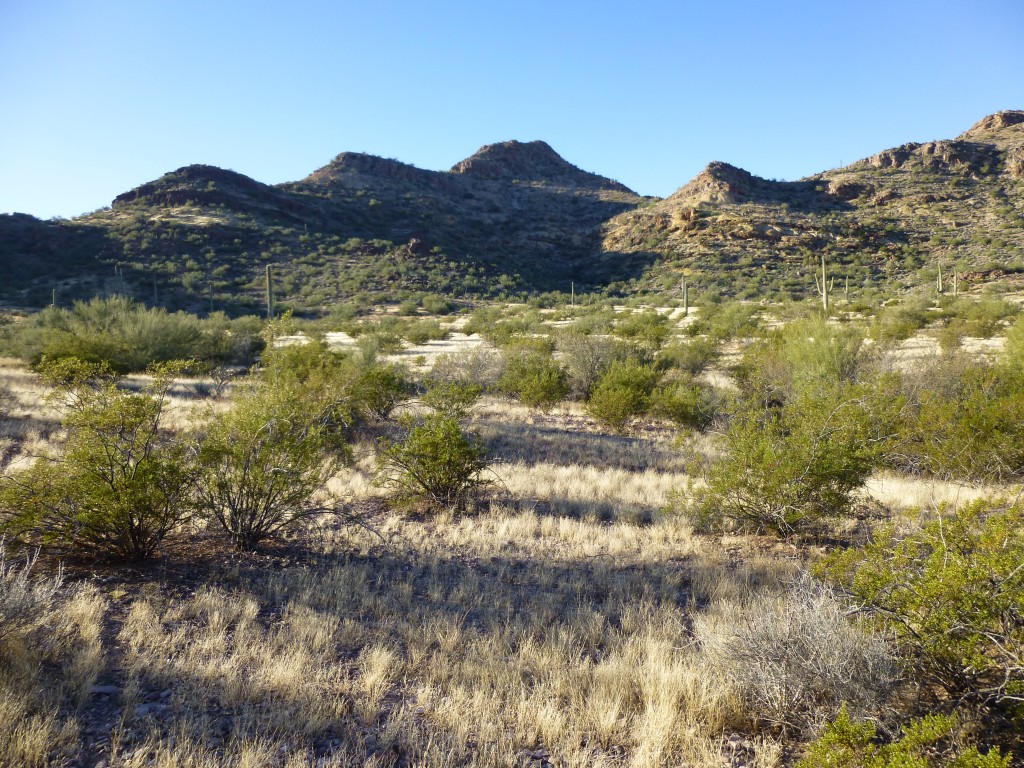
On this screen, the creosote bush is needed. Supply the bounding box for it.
[498,341,568,411]
[192,364,352,548]
[2,297,264,373]
[0,359,196,560]
[797,706,1010,768]
[819,498,1024,716]
[377,381,490,513]
[376,413,491,513]
[585,359,660,432]
[687,384,881,534]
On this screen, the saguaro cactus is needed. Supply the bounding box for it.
[682,273,689,317]
[813,253,835,312]
[936,262,944,295]
[265,265,274,320]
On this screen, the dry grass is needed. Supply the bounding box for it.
[1,325,1015,766]
[1,507,796,767]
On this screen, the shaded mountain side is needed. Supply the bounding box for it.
[0,140,641,313]
[599,110,1024,300]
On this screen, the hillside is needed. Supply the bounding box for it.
[0,142,640,313]
[1,111,1023,312]
[600,110,1024,299]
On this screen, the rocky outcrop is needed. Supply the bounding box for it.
[451,140,634,193]
[959,110,1024,139]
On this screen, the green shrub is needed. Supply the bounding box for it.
[0,360,195,560]
[1,299,265,372]
[690,301,760,341]
[870,298,931,344]
[403,319,449,345]
[499,344,568,410]
[192,376,345,549]
[797,706,1010,768]
[585,360,660,431]
[657,336,719,375]
[736,317,865,405]
[420,380,482,420]
[895,360,1024,483]
[612,309,671,350]
[649,377,717,431]
[420,294,452,315]
[819,498,1024,715]
[262,339,408,428]
[687,383,880,534]
[376,413,491,513]
[556,330,631,400]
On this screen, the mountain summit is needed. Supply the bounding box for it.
[450,140,634,193]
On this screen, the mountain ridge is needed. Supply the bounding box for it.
[1,111,1022,311]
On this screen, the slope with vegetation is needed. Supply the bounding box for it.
[601,110,1024,300]
[3,111,1024,314]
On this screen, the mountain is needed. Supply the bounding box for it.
[600,110,1024,299]
[1,112,1023,312]
[0,141,639,312]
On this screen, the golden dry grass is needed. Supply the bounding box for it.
[0,322,1015,767]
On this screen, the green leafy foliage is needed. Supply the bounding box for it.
[1,297,264,372]
[376,414,491,514]
[585,360,660,431]
[498,342,569,410]
[819,498,1024,715]
[192,375,345,549]
[556,329,631,400]
[612,309,671,350]
[0,360,195,560]
[687,383,881,534]
[648,376,717,431]
[797,705,1010,768]
[420,380,482,420]
[893,358,1024,483]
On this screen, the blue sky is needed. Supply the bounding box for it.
[2,0,1022,219]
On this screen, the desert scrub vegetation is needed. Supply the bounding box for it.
[0,297,265,373]
[3,294,1024,764]
[376,380,492,514]
[0,360,197,560]
[798,707,1011,768]
[820,497,1024,717]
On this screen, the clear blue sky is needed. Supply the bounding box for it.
[2,0,1023,219]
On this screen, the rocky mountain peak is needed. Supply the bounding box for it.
[303,152,439,187]
[112,164,269,208]
[667,161,767,205]
[959,110,1024,139]
[450,140,634,193]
